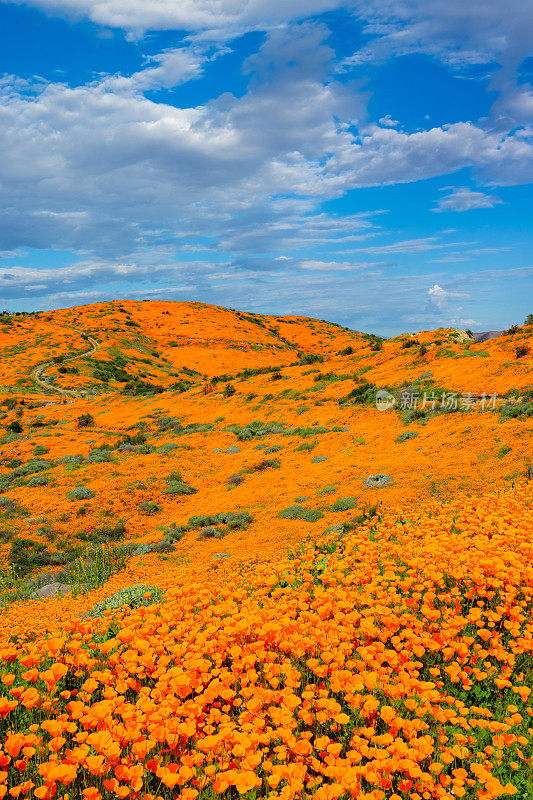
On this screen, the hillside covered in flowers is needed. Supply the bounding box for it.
[0,300,532,800]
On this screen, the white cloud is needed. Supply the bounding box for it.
[428,283,469,311]
[378,115,399,127]
[434,187,504,212]
[0,0,346,38]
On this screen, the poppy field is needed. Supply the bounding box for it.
[0,301,532,800]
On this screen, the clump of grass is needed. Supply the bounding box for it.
[364,473,393,488]
[396,430,419,442]
[329,496,357,512]
[68,486,95,501]
[84,584,165,618]
[278,504,324,522]
[68,545,131,593]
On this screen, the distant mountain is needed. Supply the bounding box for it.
[472,330,503,342]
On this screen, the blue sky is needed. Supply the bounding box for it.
[0,0,532,335]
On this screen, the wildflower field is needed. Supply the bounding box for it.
[0,301,532,800]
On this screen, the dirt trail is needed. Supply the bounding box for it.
[30,329,100,398]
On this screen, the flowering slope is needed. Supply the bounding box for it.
[0,301,532,800]
[1,484,533,799]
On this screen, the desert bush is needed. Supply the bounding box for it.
[6,420,22,434]
[227,473,245,487]
[278,504,324,522]
[96,521,126,541]
[499,401,533,421]
[9,538,62,576]
[264,445,282,454]
[296,441,316,452]
[68,546,130,593]
[329,496,357,512]
[85,584,165,618]
[188,511,253,532]
[251,459,280,472]
[364,473,393,488]
[311,455,328,463]
[68,486,95,501]
[223,383,236,398]
[515,345,530,358]
[160,523,190,542]
[298,353,324,365]
[33,445,49,456]
[12,458,52,478]
[87,448,114,464]
[57,454,84,465]
[396,430,419,442]
[139,501,161,515]
[77,414,94,428]
[340,380,376,405]
[26,475,49,487]
[162,475,197,495]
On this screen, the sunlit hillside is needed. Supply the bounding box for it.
[0,301,532,800]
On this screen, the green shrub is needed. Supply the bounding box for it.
[340,380,376,405]
[364,473,393,488]
[297,441,316,452]
[251,459,280,472]
[77,414,94,428]
[87,448,114,464]
[188,511,253,533]
[311,456,328,463]
[85,584,165,618]
[329,496,357,512]
[516,345,530,358]
[278,504,324,522]
[298,353,324,365]
[96,521,126,541]
[12,458,52,478]
[161,470,197,496]
[139,501,161,515]
[9,537,62,576]
[33,445,49,456]
[499,402,533,422]
[396,431,419,443]
[57,454,84,466]
[6,421,22,434]
[26,474,49,487]
[68,486,95,501]
[223,383,236,398]
[227,473,245,487]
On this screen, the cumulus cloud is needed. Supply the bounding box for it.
[428,283,469,311]
[0,0,346,38]
[0,2,530,326]
[433,187,504,212]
